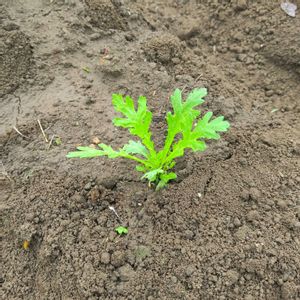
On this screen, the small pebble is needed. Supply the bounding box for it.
[185,265,196,277]
[90,33,101,41]
[265,90,274,97]
[100,178,118,190]
[252,43,261,51]
[84,182,92,191]
[293,221,300,230]
[118,264,135,281]
[225,269,240,285]
[3,22,20,31]
[249,188,261,201]
[184,230,194,240]
[276,200,287,209]
[246,210,260,222]
[92,137,101,144]
[111,250,126,267]
[235,0,247,10]
[90,186,100,203]
[100,252,110,265]
[240,190,250,201]
[233,217,241,227]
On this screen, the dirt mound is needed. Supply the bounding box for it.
[85,0,127,30]
[262,18,300,73]
[143,33,182,64]
[0,28,34,97]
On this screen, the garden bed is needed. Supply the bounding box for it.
[1,1,299,299]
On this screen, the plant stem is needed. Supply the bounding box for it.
[160,132,176,167]
[121,153,151,168]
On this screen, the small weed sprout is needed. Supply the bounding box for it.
[67,88,230,190]
[115,226,128,235]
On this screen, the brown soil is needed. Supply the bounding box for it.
[0,23,34,97]
[85,0,128,31]
[1,1,300,299]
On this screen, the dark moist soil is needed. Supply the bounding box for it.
[0,27,34,98]
[1,1,300,299]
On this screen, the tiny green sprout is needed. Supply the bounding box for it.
[82,66,91,73]
[55,136,62,146]
[67,88,230,190]
[115,226,128,235]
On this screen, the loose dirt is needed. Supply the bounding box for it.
[0,26,34,97]
[1,1,299,299]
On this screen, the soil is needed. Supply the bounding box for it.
[1,0,299,299]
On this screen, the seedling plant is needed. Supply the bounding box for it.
[115,226,128,235]
[67,88,230,190]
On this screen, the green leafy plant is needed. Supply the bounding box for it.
[115,226,128,235]
[67,88,230,190]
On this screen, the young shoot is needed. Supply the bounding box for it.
[67,88,230,190]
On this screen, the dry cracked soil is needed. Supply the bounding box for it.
[0,0,300,299]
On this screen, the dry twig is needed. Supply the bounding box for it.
[47,135,55,150]
[37,119,49,143]
[13,126,29,139]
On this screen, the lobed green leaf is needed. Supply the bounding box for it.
[112,94,155,155]
[123,140,149,158]
[142,168,163,182]
[156,172,177,190]
[68,88,230,190]
[194,112,230,139]
[66,146,105,158]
